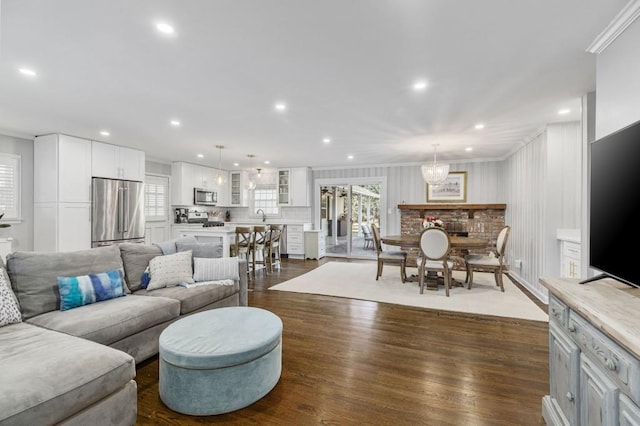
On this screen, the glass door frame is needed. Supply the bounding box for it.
[314,176,387,259]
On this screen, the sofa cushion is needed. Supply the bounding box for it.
[6,245,124,320]
[0,322,135,426]
[176,241,224,259]
[193,256,240,282]
[0,267,21,327]
[153,236,198,255]
[136,281,240,314]
[147,250,194,291]
[57,268,126,311]
[26,294,180,346]
[118,243,162,292]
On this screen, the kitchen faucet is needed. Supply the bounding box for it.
[256,209,266,222]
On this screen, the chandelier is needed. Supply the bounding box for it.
[421,144,449,185]
[215,145,226,186]
[246,154,256,191]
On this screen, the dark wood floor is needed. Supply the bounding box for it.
[136,258,549,425]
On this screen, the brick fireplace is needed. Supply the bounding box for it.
[398,204,506,266]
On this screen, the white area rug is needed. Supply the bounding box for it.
[269,262,548,322]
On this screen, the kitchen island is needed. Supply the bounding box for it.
[172,225,236,257]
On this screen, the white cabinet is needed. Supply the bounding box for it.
[35,134,92,203]
[34,134,92,251]
[171,162,196,206]
[34,202,91,252]
[304,230,326,260]
[557,229,581,279]
[542,278,640,426]
[277,167,311,206]
[171,162,230,206]
[91,141,145,181]
[285,223,311,258]
[229,171,249,206]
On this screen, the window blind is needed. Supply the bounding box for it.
[145,175,168,221]
[0,154,21,221]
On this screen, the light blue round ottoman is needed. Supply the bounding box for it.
[159,306,283,416]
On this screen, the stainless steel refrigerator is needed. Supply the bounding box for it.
[91,177,145,247]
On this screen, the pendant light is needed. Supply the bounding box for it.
[421,144,450,186]
[215,145,226,186]
[246,154,256,191]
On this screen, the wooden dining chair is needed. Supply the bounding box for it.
[231,226,254,280]
[417,227,454,296]
[465,225,511,292]
[371,224,407,283]
[265,224,284,272]
[249,225,269,278]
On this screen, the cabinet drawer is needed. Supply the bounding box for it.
[287,232,304,243]
[570,311,640,402]
[562,241,581,259]
[288,225,304,234]
[549,295,569,328]
[287,242,304,254]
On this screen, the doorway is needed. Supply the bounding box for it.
[316,178,385,259]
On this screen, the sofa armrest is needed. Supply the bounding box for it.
[238,259,248,306]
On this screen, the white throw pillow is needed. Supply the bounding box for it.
[147,250,194,291]
[0,269,22,327]
[193,257,240,282]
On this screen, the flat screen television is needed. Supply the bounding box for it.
[583,118,640,288]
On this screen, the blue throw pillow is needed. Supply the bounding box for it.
[140,266,150,289]
[57,269,126,311]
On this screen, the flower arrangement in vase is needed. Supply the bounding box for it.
[422,216,444,229]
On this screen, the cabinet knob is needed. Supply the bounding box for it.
[566,392,574,402]
[605,358,616,371]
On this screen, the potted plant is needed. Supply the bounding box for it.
[0,212,10,228]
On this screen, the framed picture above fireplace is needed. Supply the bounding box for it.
[426,171,467,202]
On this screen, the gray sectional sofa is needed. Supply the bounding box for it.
[0,241,248,426]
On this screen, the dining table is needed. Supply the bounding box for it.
[381,234,489,288]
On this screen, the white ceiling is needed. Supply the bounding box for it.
[0,0,629,170]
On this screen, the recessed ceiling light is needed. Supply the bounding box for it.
[18,68,37,77]
[100,130,110,137]
[465,147,473,152]
[558,109,571,115]
[274,102,287,112]
[156,22,175,34]
[474,123,485,130]
[323,138,331,144]
[412,80,428,91]
[197,154,204,158]
[233,162,239,167]
[264,160,270,165]
[347,155,354,160]
[170,120,181,127]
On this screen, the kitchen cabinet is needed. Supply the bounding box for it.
[229,171,249,206]
[284,223,311,258]
[541,277,640,426]
[172,162,230,206]
[304,230,325,260]
[34,202,91,252]
[34,134,92,251]
[277,167,311,206]
[91,141,145,182]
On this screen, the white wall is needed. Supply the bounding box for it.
[0,134,34,252]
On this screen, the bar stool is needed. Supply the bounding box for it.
[265,224,284,272]
[250,225,269,278]
[231,226,254,280]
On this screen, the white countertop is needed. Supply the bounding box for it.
[556,228,581,243]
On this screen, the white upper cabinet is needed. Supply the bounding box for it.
[34,134,92,203]
[171,162,230,206]
[91,141,145,181]
[229,171,249,206]
[278,167,311,206]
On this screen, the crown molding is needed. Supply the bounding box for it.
[587,0,640,54]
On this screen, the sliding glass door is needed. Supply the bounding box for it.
[317,178,384,259]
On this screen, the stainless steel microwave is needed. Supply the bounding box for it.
[194,188,217,206]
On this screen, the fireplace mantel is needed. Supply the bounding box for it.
[398,203,506,218]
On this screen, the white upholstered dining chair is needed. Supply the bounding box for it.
[465,225,511,292]
[417,227,454,296]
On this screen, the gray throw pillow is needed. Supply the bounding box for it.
[119,243,163,292]
[175,241,223,259]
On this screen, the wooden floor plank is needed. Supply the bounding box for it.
[136,258,549,425]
